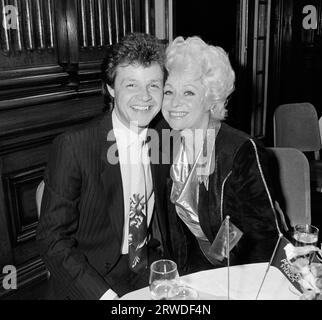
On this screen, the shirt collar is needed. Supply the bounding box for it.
[112,110,148,147]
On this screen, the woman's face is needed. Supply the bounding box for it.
[162,67,211,131]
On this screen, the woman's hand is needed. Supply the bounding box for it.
[299,262,322,300]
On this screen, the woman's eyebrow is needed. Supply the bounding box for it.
[183,83,198,89]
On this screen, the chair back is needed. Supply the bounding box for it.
[319,116,322,145]
[268,147,311,227]
[273,103,321,152]
[36,180,45,218]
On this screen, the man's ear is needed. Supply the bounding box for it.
[106,84,115,98]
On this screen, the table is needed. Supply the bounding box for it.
[121,262,300,300]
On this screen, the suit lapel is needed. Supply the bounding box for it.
[99,112,124,243]
[197,120,222,243]
[198,126,226,243]
[148,127,167,244]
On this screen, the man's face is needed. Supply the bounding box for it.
[108,63,164,131]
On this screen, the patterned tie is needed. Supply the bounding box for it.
[128,140,148,273]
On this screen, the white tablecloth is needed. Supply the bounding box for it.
[121,263,301,300]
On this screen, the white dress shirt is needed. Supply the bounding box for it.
[112,110,154,254]
[100,111,154,300]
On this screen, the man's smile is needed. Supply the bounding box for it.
[131,105,154,111]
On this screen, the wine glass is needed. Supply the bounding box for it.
[168,284,199,300]
[149,259,180,300]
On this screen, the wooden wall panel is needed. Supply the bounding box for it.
[0,160,12,267]
[4,165,45,245]
[0,95,104,299]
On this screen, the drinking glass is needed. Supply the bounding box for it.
[168,284,199,300]
[149,259,180,300]
[292,224,319,262]
[293,224,319,246]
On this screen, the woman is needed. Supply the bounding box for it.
[162,36,284,274]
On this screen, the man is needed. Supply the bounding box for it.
[36,33,170,300]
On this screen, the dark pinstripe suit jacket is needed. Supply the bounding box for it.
[36,111,171,300]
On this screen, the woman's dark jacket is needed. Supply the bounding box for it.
[166,123,283,273]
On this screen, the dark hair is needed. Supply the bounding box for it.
[101,33,165,110]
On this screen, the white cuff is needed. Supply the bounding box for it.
[99,289,119,300]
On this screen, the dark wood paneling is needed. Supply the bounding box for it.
[0,160,13,267]
[4,166,45,245]
[0,258,49,299]
[0,94,104,300]
[0,95,104,140]
[268,0,322,144]
[0,87,101,112]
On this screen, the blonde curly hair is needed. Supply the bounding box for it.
[165,36,235,120]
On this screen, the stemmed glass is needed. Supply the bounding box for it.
[149,259,199,300]
[149,259,180,300]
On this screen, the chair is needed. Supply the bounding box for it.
[273,103,322,192]
[36,180,45,217]
[268,147,311,227]
[319,116,322,144]
[35,180,51,280]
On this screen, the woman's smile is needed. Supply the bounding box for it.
[168,111,189,119]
